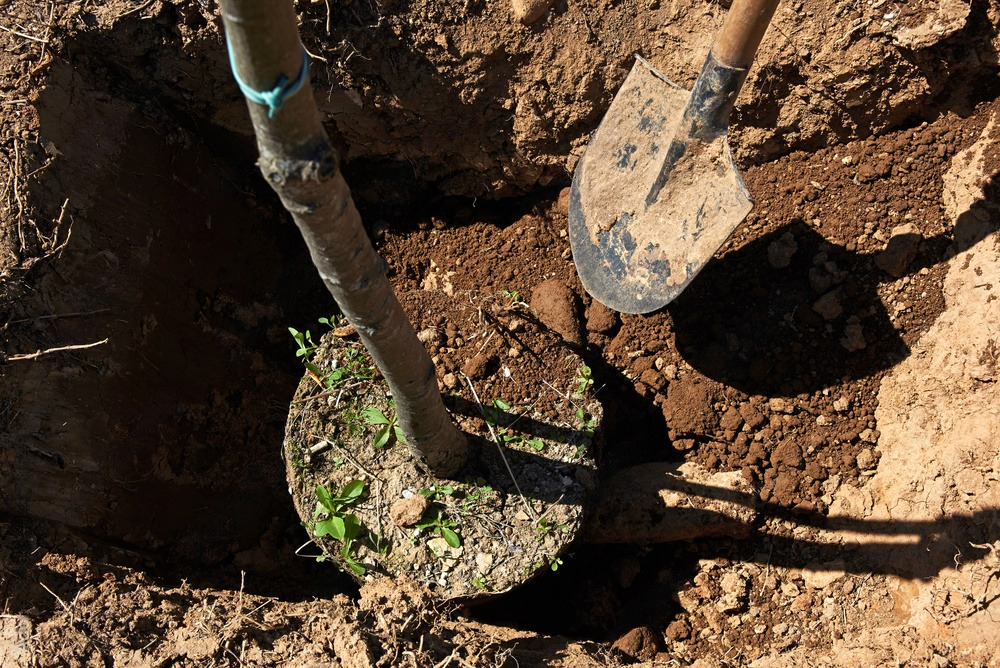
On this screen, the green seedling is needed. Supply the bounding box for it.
[471,576,489,591]
[289,327,318,361]
[416,509,461,549]
[322,346,376,390]
[574,364,594,394]
[312,480,367,575]
[575,407,597,437]
[550,557,564,571]
[500,289,528,310]
[536,517,568,536]
[487,398,545,451]
[362,404,406,448]
[419,483,456,501]
[318,314,345,329]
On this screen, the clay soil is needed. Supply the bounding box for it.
[2,0,1000,666]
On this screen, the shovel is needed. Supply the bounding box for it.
[569,0,782,314]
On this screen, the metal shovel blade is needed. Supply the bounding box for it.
[569,58,753,314]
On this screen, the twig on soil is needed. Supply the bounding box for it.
[835,18,871,45]
[6,338,108,362]
[6,307,112,325]
[310,435,380,481]
[460,373,538,522]
[0,24,50,44]
[116,0,158,19]
[37,1,55,65]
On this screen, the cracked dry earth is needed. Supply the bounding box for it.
[1,0,1000,666]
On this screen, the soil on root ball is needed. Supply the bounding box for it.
[283,289,601,600]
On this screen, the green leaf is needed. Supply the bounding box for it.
[361,407,389,425]
[441,527,461,548]
[345,557,366,576]
[316,485,335,513]
[304,360,322,376]
[373,425,392,449]
[492,398,511,411]
[526,438,545,451]
[342,514,361,541]
[393,425,407,444]
[315,515,346,540]
[341,480,366,501]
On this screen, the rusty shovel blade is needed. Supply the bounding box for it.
[569,56,753,314]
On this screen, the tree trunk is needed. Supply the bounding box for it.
[219,0,467,476]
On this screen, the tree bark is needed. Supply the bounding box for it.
[219,0,467,476]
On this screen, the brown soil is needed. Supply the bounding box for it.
[2,0,999,666]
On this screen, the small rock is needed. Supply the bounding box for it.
[585,300,619,335]
[859,428,878,443]
[507,317,525,333]
[640,368,667,392]
[389,496,430,527]
[475,553,494,574]
[771,439,804,469]
[808,266,833,294]
[791,592,813,612]
[530,279,583,345]
[417,327,441,345]
[768,397,793,414]
[875,223,922,277]
[716,571,749,612]
[662,378,719,436]
[767,232,798,268]
[442,372,459,390]
[812,289,844,320]
[833,397,851,412]
[816,414,833,427]
[511,0,555,24]
[841,319,867,351]
[462,353,495,380]
[855,448,877,470]
[664,619,691,642]
[662,364,679,381]
[555,187,571,215]
[612,626,661,662]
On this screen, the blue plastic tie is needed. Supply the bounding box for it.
[226,37,311,119]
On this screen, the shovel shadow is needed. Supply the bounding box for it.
[668,174,1000,396]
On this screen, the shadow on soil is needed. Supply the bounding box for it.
[670,182,1000,396]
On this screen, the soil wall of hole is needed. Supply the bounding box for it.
[0,52,330,561]
[36,0,999,202]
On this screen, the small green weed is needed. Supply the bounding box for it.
[289,327,317,361]
[312,480,367,575]
[362,404,405,448]
[323,346,375,390]
[536,517,568,536]
[574,364,594,394]
[419,483,456,501]
[318,314,345,329]
[575,407,597,437]
[416,509,461,549]
[487,398,545,451]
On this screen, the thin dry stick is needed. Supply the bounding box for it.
[7,307,111,325]
[460,373,537,522]
[116,0,158,19]
[7,338,108,362]
[0,24,49,43]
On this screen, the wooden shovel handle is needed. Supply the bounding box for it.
[714,0,782,69]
